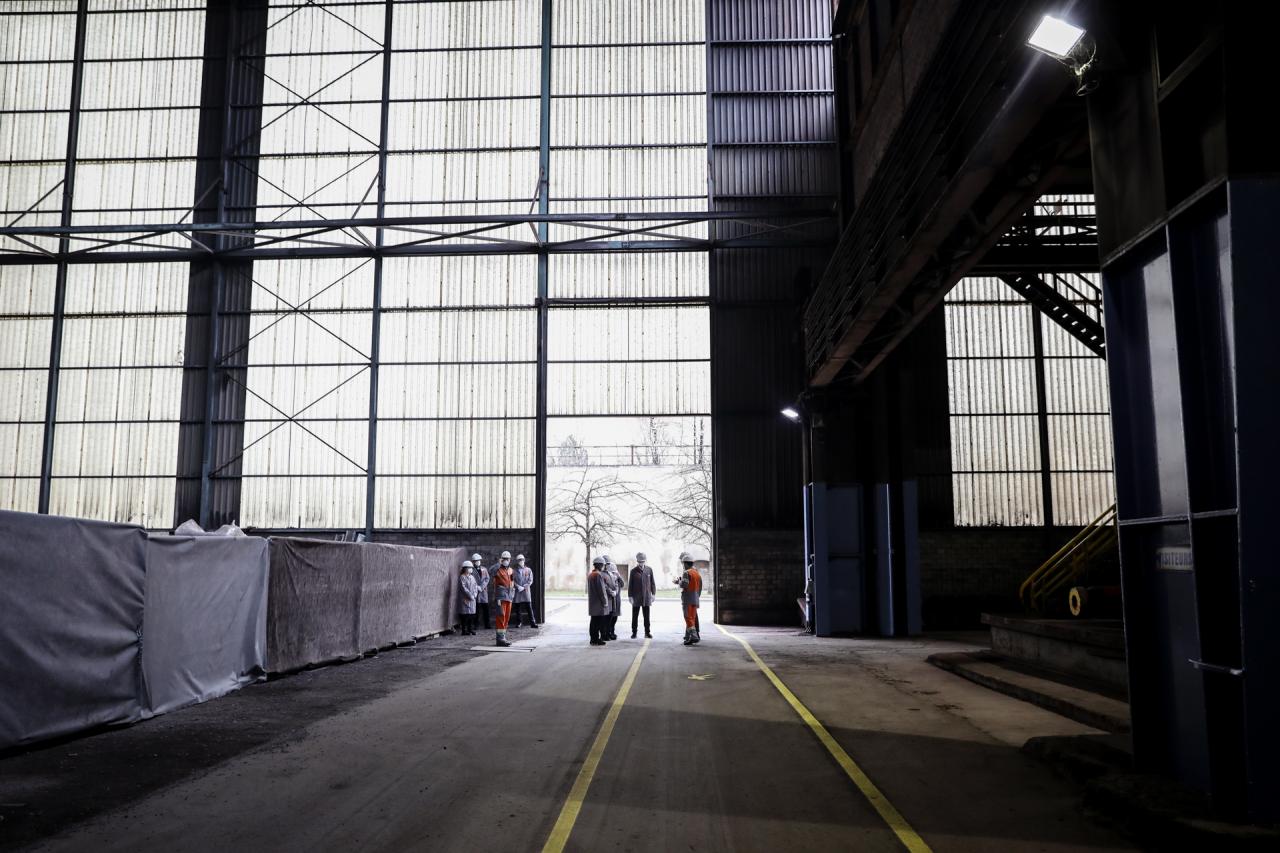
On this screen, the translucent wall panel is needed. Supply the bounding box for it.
[945,272,1115,527]
[256,1,384,223]
[1042,278,1115,525]
[550,0,707,233]
[550,252,709,299]
[548,304,710,416]
[240,258,372,528]
[945,277,1042,526]
[376,254,536,528]
[48,263,187,526]
[382,255,536,307]
[0,3,76,253]
[74,2,203,241]
[0,266,55,511]
[384,0,540,231]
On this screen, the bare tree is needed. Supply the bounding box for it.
[642,456,713,550]
[547,469,641,568]
[641,417,675,466]
[553,434,589,467]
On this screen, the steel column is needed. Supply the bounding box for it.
[365,0,395,539]
[533,0,553,622]
[1030,305,1055,528]
[37,0,88,514]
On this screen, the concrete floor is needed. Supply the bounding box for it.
[7,601,1134,852]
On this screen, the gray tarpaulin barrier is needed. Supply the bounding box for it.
[141,534,269,716]
[266,538,363,673]
[0,510,148,750]
[266,539,465,673]
[359,543,462,651]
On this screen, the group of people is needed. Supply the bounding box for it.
[457,551,538,647]
[587,551,703,647]
[456,550,705,647]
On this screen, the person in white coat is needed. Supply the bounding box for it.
[602,555,622,641]
[587,556,612,645]
[471,552,491,629]
[512,554,539,628]
[458,561,479,635]
[628,552,657,639]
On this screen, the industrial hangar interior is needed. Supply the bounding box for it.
[1,1,1275,850]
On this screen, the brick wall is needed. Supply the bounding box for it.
[715,528,805,626]
[370,531,536,568]
[919,526,1118,628]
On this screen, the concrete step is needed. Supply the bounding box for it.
[982,613,1127,692]
[928,649,1130,733]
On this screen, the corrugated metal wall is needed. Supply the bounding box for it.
[708,0,837,530]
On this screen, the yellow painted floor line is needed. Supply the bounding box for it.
[541,639,651,853]
[716,624,933,853]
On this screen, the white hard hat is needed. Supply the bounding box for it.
[500,550,512,559]
[636,552,647,562]
[601,554,611,562]
[592,556,605,566]
[462,560,474,568]
[471,553,482,562]
[516,553,525,561]
[678,551,692,562]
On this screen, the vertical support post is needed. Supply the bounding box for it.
[704,0,720,622]
[38,0,89,514]
[365,0,395,539]
[1030,305,1055,527]
[198,1,241,529]
[533,0,553,620]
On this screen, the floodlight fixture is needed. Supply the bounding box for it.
[781,407,802,422]
[1027,15,1085,59]
[1026,14,1099,96]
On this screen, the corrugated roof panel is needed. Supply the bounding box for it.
[379,309,537,364]
[554,45,705,95]
[394,0,540,50]
[381,255,537,308]
[48,475,174,528]
[376,474,535,529]
[377,363,536,419]
[83,4,205,59]
[547,305,710,360]
[554,0,705,44]
[710,44,832,91]
[554,94,705,147]
[549,252,709,299]
[548,362,711,416]
[708,0,830,41]
[240,474,367,529]
[376,419,535,476]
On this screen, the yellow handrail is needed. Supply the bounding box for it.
[1019,503,1117,612]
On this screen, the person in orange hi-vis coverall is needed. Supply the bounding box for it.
[493,550,516,647]
[677,551,702,646]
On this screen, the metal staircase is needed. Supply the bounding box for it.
[1000,272,1106,357]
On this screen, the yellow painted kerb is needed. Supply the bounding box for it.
[541,639,650,853]
[716,624,933,853]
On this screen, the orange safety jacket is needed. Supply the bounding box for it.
[494,566,516,602]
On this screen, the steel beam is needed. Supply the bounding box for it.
[365,0,394,539]
[37,0,88,514]
[533,0,553,624]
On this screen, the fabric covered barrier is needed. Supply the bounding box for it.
[266,539,465,673]
[359,543,462,651]
[0,510,148,750]
[141,534,270,715]
[266,538,363,673]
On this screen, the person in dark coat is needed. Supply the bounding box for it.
[587,556,612,646]
[628,552,657,639]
